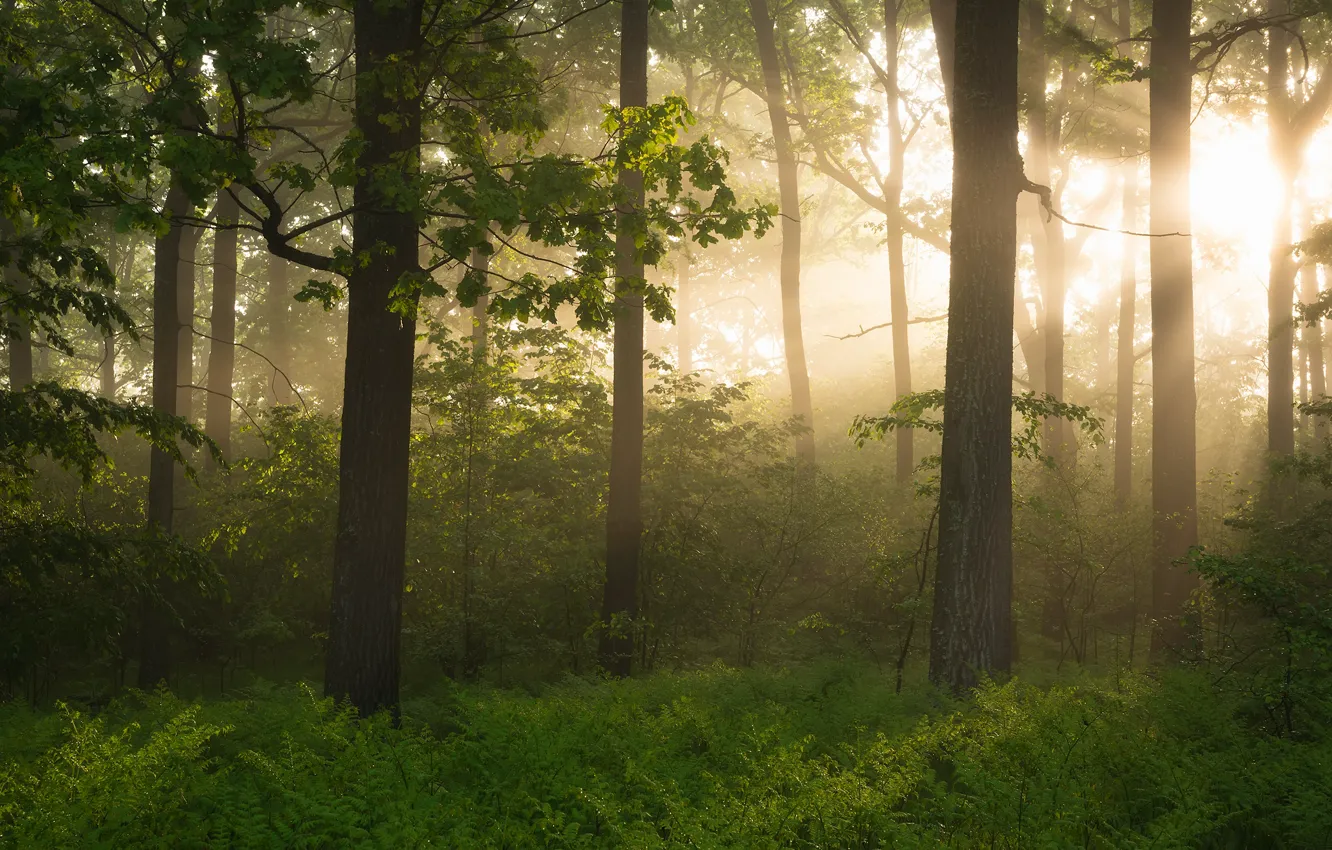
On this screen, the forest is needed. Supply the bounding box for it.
[2,0,1332,845]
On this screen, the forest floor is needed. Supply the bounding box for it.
[1,661,1328,848]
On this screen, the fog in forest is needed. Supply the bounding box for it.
[4,0,1332,844]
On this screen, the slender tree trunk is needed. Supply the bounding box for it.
[599,0,650,678]
[2,216,32,387]
[100,334,116,397]
[749,0,815,466]
[929,0,1020,694]
[206,190,239,462]
[470,245,489,359]
[1148,0,1199,661]
[677,249,693,375]
[1015,287,1046,393]
[1267,0,1297,457]
[885,0,913,483]
[267,252,293,405]
[323,0,424,720]
[176,225,200,421]
[1115,160,1138,508]
[140,177,193,690]
[1301,255,1325,439]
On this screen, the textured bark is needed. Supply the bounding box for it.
[322,0,424,720]
[205,190,239,462]
[1267,0,1297,457]
[140,177,194,690]
[929,0,1020,694]
[599,0,650,678]
[1148,0,1199,661]
[884,0,913,483]
[749,0,815,466]
[1115,159,1138,508]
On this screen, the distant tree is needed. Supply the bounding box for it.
[929,0,1020,693]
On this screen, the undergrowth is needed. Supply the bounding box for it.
[0,663,1328,848]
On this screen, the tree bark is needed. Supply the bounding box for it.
[1267,0,1297,457]
[205,190,239,462]
[176,225,200,421]
[322,0,424,720]
[1148,0,1199,661]
[677,248,693,375]
[929,0,1020,694]
[1301,255,1325,440]
[140,176,194,690]
[884,0,913,484]
[1115,159,1138,508]
[929,0,956,116]
[749,0,816,466]
[599,0,650,678]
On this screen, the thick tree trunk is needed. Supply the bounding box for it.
[929,0,1020,694]
[267,252,294,405]
[1267,2,1297,457]
[205,191,239,462]
[885,0,913,483]
[1148,0,1199,661]
[749,0,816,466]
[929,0,956,115]
[1115,160,1138,508]
[599,0,650,678]
[140,177,194,690]
[322,0,424,720]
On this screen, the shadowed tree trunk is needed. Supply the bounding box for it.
[205,189,239,462]
[1267,0,1297,458]
[929,0,1020,694]
[598,0,650,678]
[1148,0,1199,661]
[749,0,815,466]
[140,176,194,690]
[929,0,955,114]
[176,224,201,421]
[267,252,294,404]
[2,217,32,388]
[1115,158,1138,508]
[322,0,424,720]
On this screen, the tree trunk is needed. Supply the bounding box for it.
[885,0,913,484]
[267,252,294,404]
[2,216,32,387]
[929,0,956,115]
[322,0,424,720]
[1267,0,1296,457]
[749,0,815,466]
[677,249,693,375]
[470,245,489,359]
[599,0,650,678]
[1301,256,1325,440]
[929,0,1020,694]
[176,225,201,421]
[1115,159,1138,508]
[140,177,193,690]
[205,190,239,462]
[1148,0,1199,661]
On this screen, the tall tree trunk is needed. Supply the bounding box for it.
[176,225,200,421]
[749,0,816,466]
[1115,159,1138,508]
[322,0,424,720]
[929,0,1020,694]
[1267,0,1297,457]
[267,252,294,404]
[140,177,194,690]
[2,217,32,387]
[1148,0,1199,660]
[1301,255,1325,440]
[206,190,239,462]
[885,0,913,483]
[677,248,693,375]
[470,245,489,359]
[929,0,956,115]
[599,0,650,678]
